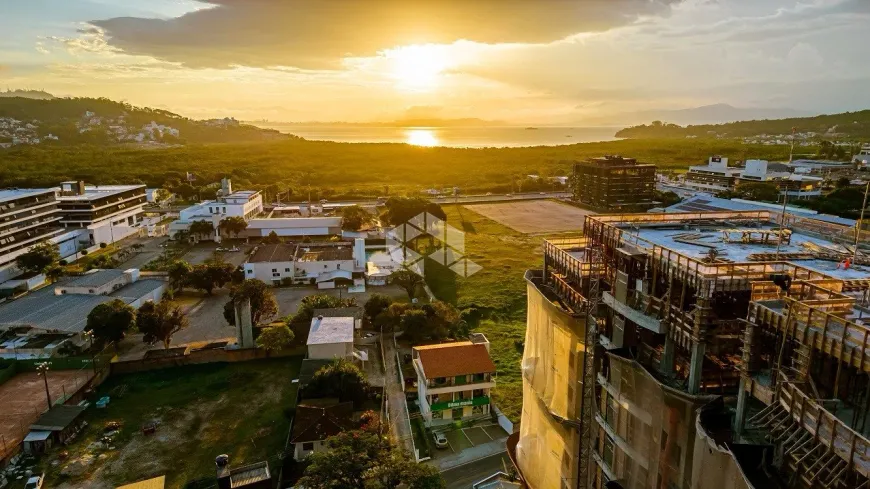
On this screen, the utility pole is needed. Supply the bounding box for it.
[774,181,790,259]
[36,362,52,411]
[789,126,796,163]
[854,181,870,262]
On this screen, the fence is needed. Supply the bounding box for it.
[110,346,303,375]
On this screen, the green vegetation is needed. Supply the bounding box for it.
[40,358,301,489]
[136,301,190,350]
[86,299,136,345]
[222,278,279,325]
[423,205,553,421]
[0,138,796,194]
[616,110,870,139]
[0,96,286,145]
[302,358,371,409]
[15,242,60,275]
[256,324,295,351]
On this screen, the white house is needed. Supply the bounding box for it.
[169,184,263,241]
[307,315,354,360]
[243,243,358,286]
[413,334,496,427]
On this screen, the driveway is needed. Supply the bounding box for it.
[179,242,250,266]
[427,423,510,471]
[384,333,415,455]
[441,452,511,489]
[117,236,169,269]
[174,290,237,345]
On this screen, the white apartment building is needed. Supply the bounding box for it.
[243,243,358,287]
[55,181,147,247]
[169,186,263,241]
[413,334,497,427]
[0,189,66,283]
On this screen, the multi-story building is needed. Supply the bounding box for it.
[413,334,496,426]
[55,181,147,246]
[683,156,743,193]
[512,211,870,489]
[243,243,360,287]
[0,189,65,283]
[682,158,823,200]
[169,181,263,241]
[572,156,656,211]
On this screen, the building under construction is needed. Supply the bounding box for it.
[572,156,656,211]
[510,209,870,489]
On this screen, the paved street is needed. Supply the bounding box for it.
[116,236,169,269]
[384,332,415,455]
[441,452,511,489]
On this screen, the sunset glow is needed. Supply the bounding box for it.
[385,44,450,90]
[405,129,439,147]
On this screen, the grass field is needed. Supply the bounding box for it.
[425,204,577,421]
[42,358,302,489]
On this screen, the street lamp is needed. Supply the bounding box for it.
[83,330,97,374]
[36,362,52,411]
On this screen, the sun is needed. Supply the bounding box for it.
[385,44,449,90]
[405,129,439,147]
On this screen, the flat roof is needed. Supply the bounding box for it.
[230,461,270,487]
[249,244,299,263]
[31,404,86,431]
[56,184,145,201]
[298,247,353,262]
[666,195,856,227]
[0,188,54,203]
[63,269,125,288]
[247,217,341,229]
[414,341,496,378]
[627,224,870,279]
[108,279,165,298]
[307,316,354,345]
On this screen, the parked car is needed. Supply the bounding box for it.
[229,246,240,252]
[433,432,448,449]
[216,247,226,251]
[24,474,44,489]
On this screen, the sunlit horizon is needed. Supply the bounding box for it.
[405,129,440,147]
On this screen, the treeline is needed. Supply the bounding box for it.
[616,110,870,139]
[0,138,794,196]
[0,96,289,145]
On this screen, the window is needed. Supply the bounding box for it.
[246,269,253,275]
[302,442,314,451]
[285,268,290,272]
[324,264,328,269]
[272,273,280,277]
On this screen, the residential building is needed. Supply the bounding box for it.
[307,315,355,360]
[412,334,496,426]
[572,156,656,211]
[0,189,65,283]
[289,399,354,461]
[512,211,870,489]
[243,243,358,287]
[55,181,147,246]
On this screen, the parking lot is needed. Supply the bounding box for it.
[430,423,509,461]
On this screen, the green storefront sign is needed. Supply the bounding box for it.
[430,396,490,411]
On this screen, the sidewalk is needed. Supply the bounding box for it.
[428,437,509,471]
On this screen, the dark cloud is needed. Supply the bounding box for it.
[92,0,681,69]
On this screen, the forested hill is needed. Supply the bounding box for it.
[0,97,290,145]
[615,109,870,140]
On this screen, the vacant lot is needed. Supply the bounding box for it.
[464,200,594,234]
[0,369,94,460]
[43,358,301,489]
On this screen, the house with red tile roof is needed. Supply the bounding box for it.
[412,333,496,427]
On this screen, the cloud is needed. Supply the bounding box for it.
[91,0,682,69]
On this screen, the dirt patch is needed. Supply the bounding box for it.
[464,200,594,234]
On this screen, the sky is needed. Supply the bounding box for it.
[2,0,870,124]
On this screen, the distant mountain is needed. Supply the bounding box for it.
[588,104,807,126]
[0,96,289,147]
[0,89,55,100]
[615,108,870,140]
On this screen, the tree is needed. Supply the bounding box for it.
[836,176,851,188]
[399,309,429,344]
[734,182,780,202]
[256,325,295,351]
[381,196,446,226]
[45,265,65,283]
[374,302,412,332]
[86,299,136,345]
[16,242,60,275]
[391,268,424,300]
[204,259,235,289]
[303,359,370,408]
[422,300,464,340]
[188,264,218,295]
[188,220,215,241]
[341,204,373,231]
[364,294,393,322]
[299,428,444,489]
[223,279,278,325]
[137,300,189,349]
[167,260,193,290]
[263,230,282,244]
[218,216,248,238]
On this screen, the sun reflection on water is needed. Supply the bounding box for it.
[405,129,439,147]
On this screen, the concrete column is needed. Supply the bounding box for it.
[688,340,705,394]
[660,334,676,377]
[734,376,749,439]
[235,298,254,348]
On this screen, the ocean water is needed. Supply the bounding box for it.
[256,124,620,148]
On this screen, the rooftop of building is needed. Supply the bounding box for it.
[108,278,165,298]
[246,217,342,229]
[307,316,355,345]
[297,247,353,262]
[0,188,55,203]
[313,307,363,320]
[31,404,86,431]
[63,269,125,288]
[229,461,270,487]
[225,190,260,200]
[414,341,496,378]
[575,155,654,168]
[665,194,856,227]
[56,184,145,201]
[249,244,299,263]
[290,399,354,444]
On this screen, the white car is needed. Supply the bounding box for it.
[433,432,448,449]
[229,247,240,252]
[24,474,44,489]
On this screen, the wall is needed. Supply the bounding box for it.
[293,439,326,461]
[307,342,352,360]
[126,282,167,308]
[110,347,303,375]
[295,258,354,279]
[244,260,297,284]
[690,411,753,489]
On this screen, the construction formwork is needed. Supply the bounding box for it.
[519,210,870,489]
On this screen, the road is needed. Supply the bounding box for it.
[157,191,571,213]
[383,332,415,455]
[440,452,511,488]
